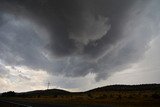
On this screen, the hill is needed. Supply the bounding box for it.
[1,84,160,106]
[19,89,70,97]
[87,84,160,92]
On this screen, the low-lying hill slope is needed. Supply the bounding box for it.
[87,84,160,92]
[1,84,160,105]
[19,89,71,97]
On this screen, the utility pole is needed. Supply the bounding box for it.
[47,81,50,90]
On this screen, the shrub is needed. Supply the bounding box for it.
[1,91,16,97]
[117,95,122,100]
[152,93,160,99]
[87,93,93,98]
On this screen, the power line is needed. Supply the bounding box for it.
[47,81,50,90]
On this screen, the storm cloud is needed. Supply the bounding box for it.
[0,0,160,81]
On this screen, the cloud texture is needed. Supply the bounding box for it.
[0,0,160,81]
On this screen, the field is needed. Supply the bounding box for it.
[1,84,160,106]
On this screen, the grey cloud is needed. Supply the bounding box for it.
[18,74,31,80]
[0,0,132,57]
[0,0,159,81]
[0,64,9,77]
[0,13,50,70]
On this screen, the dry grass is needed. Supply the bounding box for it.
[8,90,160,106]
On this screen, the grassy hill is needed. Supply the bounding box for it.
[1,84,160,105]
[17,89,71,98]
[88,84,160,92]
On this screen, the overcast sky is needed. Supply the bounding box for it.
[0,0,160,92]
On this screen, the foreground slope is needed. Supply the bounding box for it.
[1,84,160,106]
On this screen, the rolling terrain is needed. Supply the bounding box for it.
[1,84,160,107]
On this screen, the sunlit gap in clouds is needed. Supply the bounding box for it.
[0,65,48,92]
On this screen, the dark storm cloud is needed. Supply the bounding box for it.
[0,13,53,71]
[0,0,133,57]
[0,0,159,81]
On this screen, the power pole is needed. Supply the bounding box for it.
[47,81,50,90]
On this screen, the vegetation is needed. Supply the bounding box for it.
[1,91,16,97]
[1,84,160,106]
